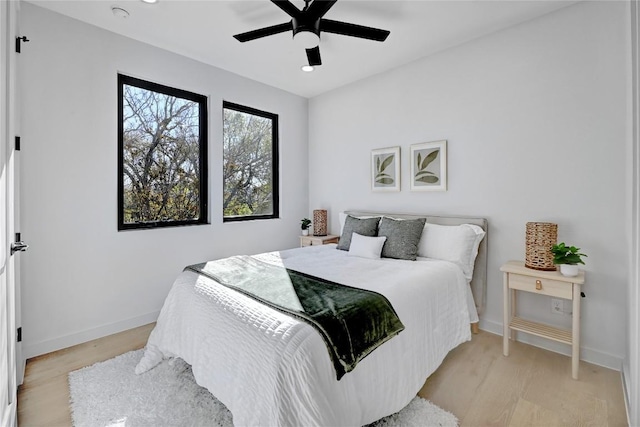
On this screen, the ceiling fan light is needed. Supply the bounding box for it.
[301,65,314,72]
[293,31,320,49]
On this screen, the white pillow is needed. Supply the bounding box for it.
[418,223,486,280]
[348,233,387,260]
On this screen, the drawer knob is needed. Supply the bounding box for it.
[535,279,542,290]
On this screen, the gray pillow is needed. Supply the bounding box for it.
[336,216,380,251]
[378,217,427,260]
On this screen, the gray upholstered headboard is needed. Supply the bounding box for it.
[344,210,488,316]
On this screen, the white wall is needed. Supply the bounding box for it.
[309,1,628,369]
[19,3,309,358]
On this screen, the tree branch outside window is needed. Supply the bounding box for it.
[118,75,208,230]
[223,102,279,222]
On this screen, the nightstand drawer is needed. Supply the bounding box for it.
[508,273,573,299]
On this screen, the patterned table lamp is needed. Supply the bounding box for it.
[313,209,328,236]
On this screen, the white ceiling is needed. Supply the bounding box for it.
[27,0,577,98]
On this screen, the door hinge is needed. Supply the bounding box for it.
[17,327,22,343]
[15,36,29,53]
[15,136,20,151]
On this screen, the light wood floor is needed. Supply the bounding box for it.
[17,325,627,426]
[420,332,628,426]
[17,324,154,427]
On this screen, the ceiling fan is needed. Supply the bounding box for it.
[233,0,390,67]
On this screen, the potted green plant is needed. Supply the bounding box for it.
[300,218,312,236]
[551,242,587,277]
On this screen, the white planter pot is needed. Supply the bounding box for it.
[302,229,309,236]
[559,264,579,277]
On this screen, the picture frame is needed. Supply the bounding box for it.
[371,146,400,192]
[410,140,447,191]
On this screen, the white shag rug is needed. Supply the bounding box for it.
[68,350,458,427]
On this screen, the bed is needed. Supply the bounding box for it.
[135,211,488,426]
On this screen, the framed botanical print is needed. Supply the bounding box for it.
[410,140,447,192]
[371,146,400,192]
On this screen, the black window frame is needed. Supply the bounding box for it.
[118,74,208,231]
[222,101,279,223]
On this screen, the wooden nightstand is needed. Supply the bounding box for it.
[501,260,585,379]
[299,234,339,247]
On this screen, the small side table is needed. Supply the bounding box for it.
[300,234,339,248]
[501,260,585,379]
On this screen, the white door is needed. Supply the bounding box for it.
[1,1,21,426]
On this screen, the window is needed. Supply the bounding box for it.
[118,74,208,230]
[223,102,279,221]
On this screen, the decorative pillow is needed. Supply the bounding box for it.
[336,215,381,251]
[377,217,426,261]
[338,212,381,235]
[418,223,486,280]
[348,233,387,259]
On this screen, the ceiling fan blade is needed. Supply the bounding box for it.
[271,0,301,18]
[234,22,293,42]
[306,0,338,19]
[306,46,322,66]
[321,19,390,42]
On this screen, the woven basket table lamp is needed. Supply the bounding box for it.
[525,222,557,271]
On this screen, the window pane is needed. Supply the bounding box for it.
[118,75,208,230]
[223,102,279,221]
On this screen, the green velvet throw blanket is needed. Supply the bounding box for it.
[185,255,405,380]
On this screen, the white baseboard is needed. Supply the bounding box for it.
[480,318,623,371]
[23,311,159,360]
[621,362,631,426]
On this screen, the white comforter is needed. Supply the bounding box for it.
[136,244,472,426]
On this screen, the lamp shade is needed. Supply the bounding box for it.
[525,222,557,271]
[313,210,327,236]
